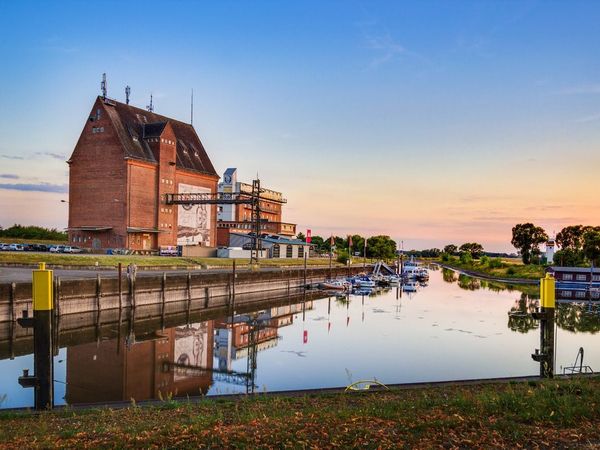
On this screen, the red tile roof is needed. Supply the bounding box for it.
[102,96,218,177]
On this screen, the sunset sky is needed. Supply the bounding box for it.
[1,1,599,252]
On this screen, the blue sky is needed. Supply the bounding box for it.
[1,1,599,251]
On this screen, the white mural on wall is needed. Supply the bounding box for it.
[177,183,211,246]
[173,322,209,381]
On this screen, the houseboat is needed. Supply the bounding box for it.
[546,266,600,301]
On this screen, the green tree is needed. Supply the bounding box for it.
[350,234,365,255]
[556,225,588,251]
[296,232,305,241]
[553,248,585,267]
[511,223,548,265]
[366,235,397,259]
[459,242,484,258]
[443,244,457,255]
[583,229,600,266]
[310,235,326,252]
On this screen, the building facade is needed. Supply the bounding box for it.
[228,232,310,259]
[67,96,219,252]
[216,168,296,246]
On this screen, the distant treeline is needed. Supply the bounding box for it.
[0,224,67,241]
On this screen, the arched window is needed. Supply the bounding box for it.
[298,246,304,258]
[286,245,293,258]
[272,244,280,258]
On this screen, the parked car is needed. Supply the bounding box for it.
[0,243,9,251]
[8,244,24,251]
[63,246,82,254]
[49,245,64,253]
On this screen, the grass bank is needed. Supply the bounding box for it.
[1,377,599,448]
[437,256,545,281]
[0,252,349,269]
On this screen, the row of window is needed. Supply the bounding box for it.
[560,290,600,299]
[161,178,174,185]
[562,273,600,281]
[160,222,172,229]
[92,127,105,133]
[160,207,174,214]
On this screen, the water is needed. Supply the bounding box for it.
[1,267,600,409]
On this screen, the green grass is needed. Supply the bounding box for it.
[0,252,348,268]
[439,256,546,280]
[1,377,599,448]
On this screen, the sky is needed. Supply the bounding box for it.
[0,0,599,252]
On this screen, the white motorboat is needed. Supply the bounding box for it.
[320,279,350,290]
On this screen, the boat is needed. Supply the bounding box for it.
[320,279,350,290]
[402,281,418,292]
[354,276,376,288]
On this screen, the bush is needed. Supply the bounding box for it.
[336,250,349,265]
[479,255,490,266]
[507,267,516,275]
[489,258,503,269]
[459,252,473,265]
[441,253,450,262]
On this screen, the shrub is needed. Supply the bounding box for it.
[441,253,450,262]
[459,252,473,265]
[479,255,490,266]
[489,258,503,269]
[336,250,349,265]
[507,267,516,275]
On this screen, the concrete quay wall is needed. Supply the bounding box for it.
[0,266,364,323]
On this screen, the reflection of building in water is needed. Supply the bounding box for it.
[66,322,213,404]
[214,302,312,372]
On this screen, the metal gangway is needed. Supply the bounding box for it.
[563,347,594,375]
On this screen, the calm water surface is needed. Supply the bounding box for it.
[1,267,599,409]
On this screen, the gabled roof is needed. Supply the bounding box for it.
[548,266,600,274]
[101,97,218,177]
[224,167,236,176]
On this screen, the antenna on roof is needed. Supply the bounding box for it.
[190,88,194,126]
[146,93,154,112]
[125,85,131,105]
[101,73,107,99]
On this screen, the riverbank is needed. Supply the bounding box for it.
[434,257,545,283]
[0,252,358,270]
[1,377,599,448]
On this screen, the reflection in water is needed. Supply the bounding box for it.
[508,294,540,334]
[3,268,600,409]
[556,303,600,334]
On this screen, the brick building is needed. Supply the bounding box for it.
[216,168,296,246]
[67,96,219,252]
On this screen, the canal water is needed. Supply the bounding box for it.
[1,266,599,409]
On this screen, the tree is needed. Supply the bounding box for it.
[459,242,484,258]
[350,234,365,255]
[296,232,305,241]
[583,229,600,266]
[310,235,326,253]
[511,223,548,265]
[556,225,588,251]
[552,248,585,267]
[366,235,397,259]
[443,244,457,255]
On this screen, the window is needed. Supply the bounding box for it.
[576,291,586,298]
[96,108,101,120]
[298,246,304,258]
[562,273,573,281]
[576,274,587,281]
[273,244,280,258]
[561,290,572,297]
[593,275,600,282]
[286,245,293,258]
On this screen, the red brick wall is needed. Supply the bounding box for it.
[68,98,127,249]
[127,160,159,250]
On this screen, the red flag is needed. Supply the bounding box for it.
[303,330,308,344]
[348,235,353,247]
[306,229,311,243]
[330,236,334,246]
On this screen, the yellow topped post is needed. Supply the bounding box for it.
[540,273,555,309]
[32,262,53,311]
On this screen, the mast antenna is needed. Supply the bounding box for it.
[191,88,194,125]
[125,85,131,105]
[101,73,107,99]
[146,93,154,112]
